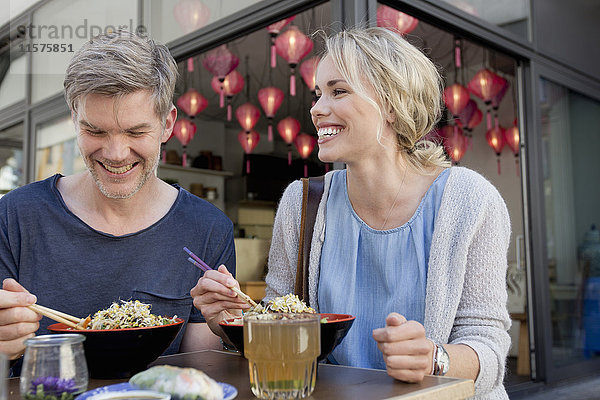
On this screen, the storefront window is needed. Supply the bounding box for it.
[0,123,24,195]
[540,78,600,366]
[35,115,84,181]
[148,0,263,44]
[29,0,138,103]
[0,51,26,109]
[439,0,530,40]
[164,2,331,209]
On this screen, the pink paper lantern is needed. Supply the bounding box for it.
[238,130,260,174]
[294,133,317,177]
[202,45,240,107]
[491,78,509,128]
[376,5,419,35]
[235,103,261,133]
[457,99,476,130]
[275,26,313,96]
[486,126,505,175]
[258,87,285,141]
[467,106,483,131]
[468,68,506,130]
[173,118,197,167]
[443,83,470,117]
[267,16,296,68]
[504,124,520,176]
[443,127,467,164]
[211,70,244,120]
[299,56,320,92]
[176,88,208,117]
[173,0,210,34]
[277,116,301,165]
[438,125,455,140]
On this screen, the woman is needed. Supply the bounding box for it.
[192,27,511,399]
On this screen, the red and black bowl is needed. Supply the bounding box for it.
[48,318,184,379]
[219,313,355,362]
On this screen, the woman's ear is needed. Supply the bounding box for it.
[386,108,396,124]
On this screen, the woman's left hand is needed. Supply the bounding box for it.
[372,312,435,383]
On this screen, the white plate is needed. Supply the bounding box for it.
[76,382,237,400]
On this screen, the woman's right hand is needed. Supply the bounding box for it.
[0,278,41,359]
[190,265,251,335]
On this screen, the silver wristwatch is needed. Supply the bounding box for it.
[432,343,450,376]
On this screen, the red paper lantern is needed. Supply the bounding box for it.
[258,87,284,141]
[457,99,476,130]
[443,127,467,164]
[176,88,208,117]
[504,124,520,176]
[235,103,261,133]
[491,78,509,129]
[468,68,506,130]
[294,133,317,177]
[376,5,419,35]
[443,83,470,117]
[467,106,483,131]
[238,130,260,174]
[267,16,296,68]
[173,118,197,167]
[300,56,319,90]
[491,78,509,110]
[275,26,313,96]
[423,128,442,143]
[173,0,210,34]
[486,126,505,175]
[504,125,519,155]
[277,116,301,165]
[202,45,239,107]
[211,70,244,120]
[438,125,455,140]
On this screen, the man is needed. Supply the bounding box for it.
[0,31,244,363]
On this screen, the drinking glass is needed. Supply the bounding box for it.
[20,334,88,400]
[244,313,320,399]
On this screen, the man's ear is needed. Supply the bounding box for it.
[162,105,177,143]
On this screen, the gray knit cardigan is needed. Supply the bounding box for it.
[264,167,511,399]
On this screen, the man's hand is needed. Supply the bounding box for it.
[0,279,41,359]
[372,312,434,383]
[190,265,251,338]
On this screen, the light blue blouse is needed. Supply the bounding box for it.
[317,168,450,369]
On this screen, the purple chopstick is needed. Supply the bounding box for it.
[183,247,258,307]
[183,247,212,272]
[187,257,210,272]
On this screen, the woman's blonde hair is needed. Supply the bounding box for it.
[324,27,450,173]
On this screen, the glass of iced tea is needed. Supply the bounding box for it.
[243,312,320,399]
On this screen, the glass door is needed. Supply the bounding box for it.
[538,76,600,376]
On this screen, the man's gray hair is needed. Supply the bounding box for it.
[64,31,178,123]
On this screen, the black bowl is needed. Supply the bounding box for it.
[48,318,184,379]
[219,313,355,362]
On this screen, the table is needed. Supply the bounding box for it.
[7,350,474,399]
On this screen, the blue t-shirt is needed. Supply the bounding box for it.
[0,174,235,356]
[318,169,449,369]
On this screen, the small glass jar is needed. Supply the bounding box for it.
[20,334,88,400]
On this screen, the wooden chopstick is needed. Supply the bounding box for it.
[229,286,258,307]
[28,304,84,330]
[31,304,81,323]
[183,247,258,308]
